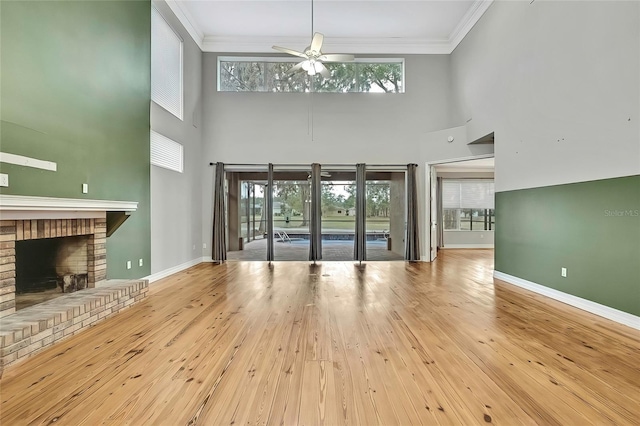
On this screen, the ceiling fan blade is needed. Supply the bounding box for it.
[310,32,324,53]
[285,62,305,76]
[317,63,330,78]
[319,54,355,62]
[272,45,308,59]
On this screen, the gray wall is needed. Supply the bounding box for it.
[201,54,470,258]
[202,54,453,165]
[450,1,640,192]
[443,231,494,248]
[150,0,203,274]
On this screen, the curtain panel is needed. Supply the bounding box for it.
[309,163,323,262]
[354,163,367,262]
[405,163,420,261]
[212,162,227,263]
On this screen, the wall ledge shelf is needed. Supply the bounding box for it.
[0,195,137,220]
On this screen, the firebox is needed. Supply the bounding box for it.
[15,235,90,309]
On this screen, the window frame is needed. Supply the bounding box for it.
[442,179,495,232]
[217,56,405,93]
[151,5,184,120]
[150,130,184,173]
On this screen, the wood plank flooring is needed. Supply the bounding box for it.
[1,250,639,425]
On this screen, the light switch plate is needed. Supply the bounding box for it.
[0,173,8,187]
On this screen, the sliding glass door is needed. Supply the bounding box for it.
[272,168,311,261]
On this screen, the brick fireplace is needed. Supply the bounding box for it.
[0,195,139,318]
[1,217,106,317]
[0,195,150,369]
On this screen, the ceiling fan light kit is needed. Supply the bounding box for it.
[272,0,354,77]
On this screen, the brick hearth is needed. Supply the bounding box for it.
[0,279,148,370]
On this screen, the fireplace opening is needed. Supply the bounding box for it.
[15,235,90,310]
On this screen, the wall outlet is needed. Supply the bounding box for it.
[127,260,132,270]
[139,258,143,267]
[82,183,89,194]
[203,243,207,249]
[0,173,8,187]
[192,244,196,250]
[561,267,567,278]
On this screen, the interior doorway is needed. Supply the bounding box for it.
[427,155,495,262]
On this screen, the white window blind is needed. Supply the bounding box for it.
[151,7,183,120]
[443,180,494,209]
[151,131,183,173]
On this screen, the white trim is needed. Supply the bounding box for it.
[218,56,405,64]
[204,36,451,54]
[145,256,207,283]
[163,0,203,50]
[163,0,492,54]
[442,244,494,249]
[0,152,57,172]
[426,153,495,167]
[0,211,106,220]
[494,271,640,331]
[0,195,138,211]
[448,0,494,51]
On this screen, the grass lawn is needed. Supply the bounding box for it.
[241,214,391,231]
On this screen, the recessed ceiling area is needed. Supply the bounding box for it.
[167,0,493,53]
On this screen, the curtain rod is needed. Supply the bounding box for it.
[208,163,412,168]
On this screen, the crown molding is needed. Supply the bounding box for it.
[167,0,493,55]
[448,0,494,51]
[203,35,451,54]
[164,0,204,50]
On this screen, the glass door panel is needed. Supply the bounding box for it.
[366,172,404,261]
[273,171,311,261]
[320,177,355,260]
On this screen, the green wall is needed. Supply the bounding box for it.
[0,1,151,279]
[495,175,640,316]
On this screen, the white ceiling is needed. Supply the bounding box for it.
[165,0,493,53]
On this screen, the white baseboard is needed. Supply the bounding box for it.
[145,257,209,283]
[443,244,494,249]
[493,271,640,331]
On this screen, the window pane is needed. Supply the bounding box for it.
[150,131,183,173]
[314,63,357,92]
[358,63,403,93]
[471,209,485,231]
[443,208,459,230]
[152,7,182,119]
[459,209,472,230]
[264,62,309,92]
[219,61,265,92]
[219,58,404,93]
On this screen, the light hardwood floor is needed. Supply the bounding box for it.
[1,250,639,425]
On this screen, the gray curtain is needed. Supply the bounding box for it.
[354,163,367,262]
[309,163,322,262]
[212,162,227,263]
[266,163,274,262]
[437,177,444,249]
[405,163,420,261]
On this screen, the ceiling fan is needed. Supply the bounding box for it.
[272,0,354,77]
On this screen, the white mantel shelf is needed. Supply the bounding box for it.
[0,195,137,220]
